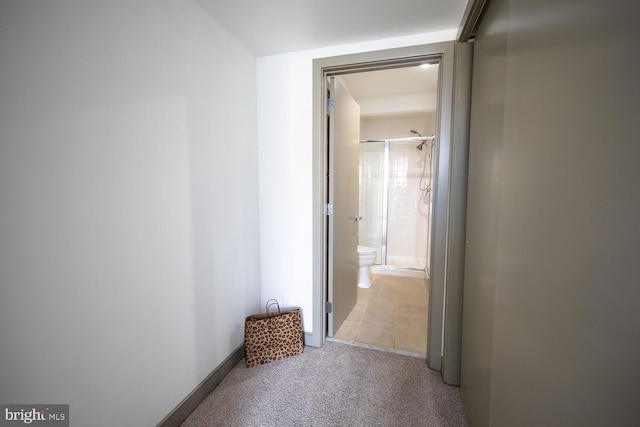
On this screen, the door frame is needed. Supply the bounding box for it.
[311,41,472,384]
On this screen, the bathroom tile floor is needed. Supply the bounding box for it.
[334,273,429,355]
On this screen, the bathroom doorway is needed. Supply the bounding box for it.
[312,42,471,381]
[327,63,439,356]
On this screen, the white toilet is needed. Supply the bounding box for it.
[357,245,377,288]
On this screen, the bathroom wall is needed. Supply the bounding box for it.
[360,113,436,269]
[257,30,456,336]
[358,93,437,116]
[360,113,435,139]
[0,1,260,425]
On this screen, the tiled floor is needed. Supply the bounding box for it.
[334,273,429,355]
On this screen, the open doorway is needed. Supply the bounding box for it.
[312,42,471,383]
[329,64,439,356]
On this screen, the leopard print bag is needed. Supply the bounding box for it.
[244,299,304,367]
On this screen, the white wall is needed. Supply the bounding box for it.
[257,30,456,334]
[0,1,260,425]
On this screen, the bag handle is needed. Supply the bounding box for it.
[266,299,282,315]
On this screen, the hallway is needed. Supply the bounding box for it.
[181,341,466,427]
[334,273,429,355]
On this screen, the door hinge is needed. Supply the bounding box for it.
[325,203,333,216]
[325,301,333,313]
[327,98,334,112]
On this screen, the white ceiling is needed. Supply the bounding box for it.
[195,0,468,57]
[342,64,439,100]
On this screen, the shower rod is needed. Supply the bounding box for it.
[359,135,435,143]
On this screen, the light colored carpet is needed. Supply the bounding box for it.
[181,341,468,426]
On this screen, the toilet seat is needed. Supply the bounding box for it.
[357,245,376,255]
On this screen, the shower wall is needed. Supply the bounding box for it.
[359,113,436,271]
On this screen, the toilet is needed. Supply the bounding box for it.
[357,245,377,288]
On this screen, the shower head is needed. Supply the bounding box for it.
[411,129,426,150]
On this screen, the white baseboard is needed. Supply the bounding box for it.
[370,266,426,279]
